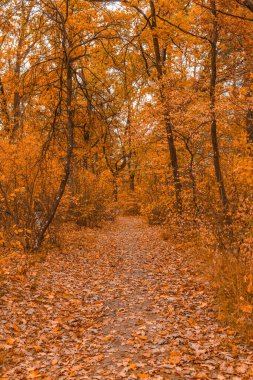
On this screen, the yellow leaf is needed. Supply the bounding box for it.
[15,274,25,281]
[71,364,83,371]
[240,303,253,313]
[34,345,41,352]
[138,335,148,340]
[135,319,144,326]
[129,363,137,370]
[247,273,253,293]
[217,312,225,320]
[29,370,40,378]
[61,293,71,299]
[169,351,181,364]
[101,335,113,342]
[133,333,148,340]
[137,373,149,379]
[6,337,15,345]
[227,330,235,336]
[12,324,20,332]
[195,373,207,379]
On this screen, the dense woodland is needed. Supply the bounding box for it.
[0,0,253,370]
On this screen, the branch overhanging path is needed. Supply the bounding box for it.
[1,217,253,379]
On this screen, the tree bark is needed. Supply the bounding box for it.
[12,47,22,140]
[149,0,182,211]
[129,172,135,192]
[165,119,182,211]
[0,76,10,132]
[33,61,74,250]
[246,104,253,143]
[210,0,230,221]
[239,0,253,12]
[189,158,198,211]
[112,174,118,202]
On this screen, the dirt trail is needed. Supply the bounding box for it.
[1,217,253,379]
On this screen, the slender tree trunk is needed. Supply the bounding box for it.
[33,61,74,250]
[165,118,182,211]
[149,0,182,211]
[245,74,253,143]
[210,0,230,221]
[150,0,163,80]
[129,172,135,192]
[184,140,198,210]
[126,111,136,193]
[12,51,21,140]
[246,104,253,143]
[243,43,252,146]
[69,162,76,208]
[0,76,10,132]
[112,174,118,202]
[188,156,198,211]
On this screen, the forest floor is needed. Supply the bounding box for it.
[1,217,253,379]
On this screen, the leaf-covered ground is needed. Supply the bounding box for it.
[1,217,253,379]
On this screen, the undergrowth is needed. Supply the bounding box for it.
[157,208,253,340]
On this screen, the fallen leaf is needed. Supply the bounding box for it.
[169,351,181,364]
[137,373,149,379]
[6,337,15,345]
[240,304,253,313]
[101,335,113,342]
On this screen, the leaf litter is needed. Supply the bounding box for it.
[0,217,253,379]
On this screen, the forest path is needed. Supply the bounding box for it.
[1,217,253,379]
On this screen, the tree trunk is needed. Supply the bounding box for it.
[0,76,10,132]
[149,0,182,211]
[210,0,230,221]
[112,174,118,202]
[129,172,135,192]
[69,162,76,208]
[33,61,74,250]
[189,158,198,211]
[150,0,163,80]
[12,51,21,140]
[246,105,253,143]
[165,119,182,211]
